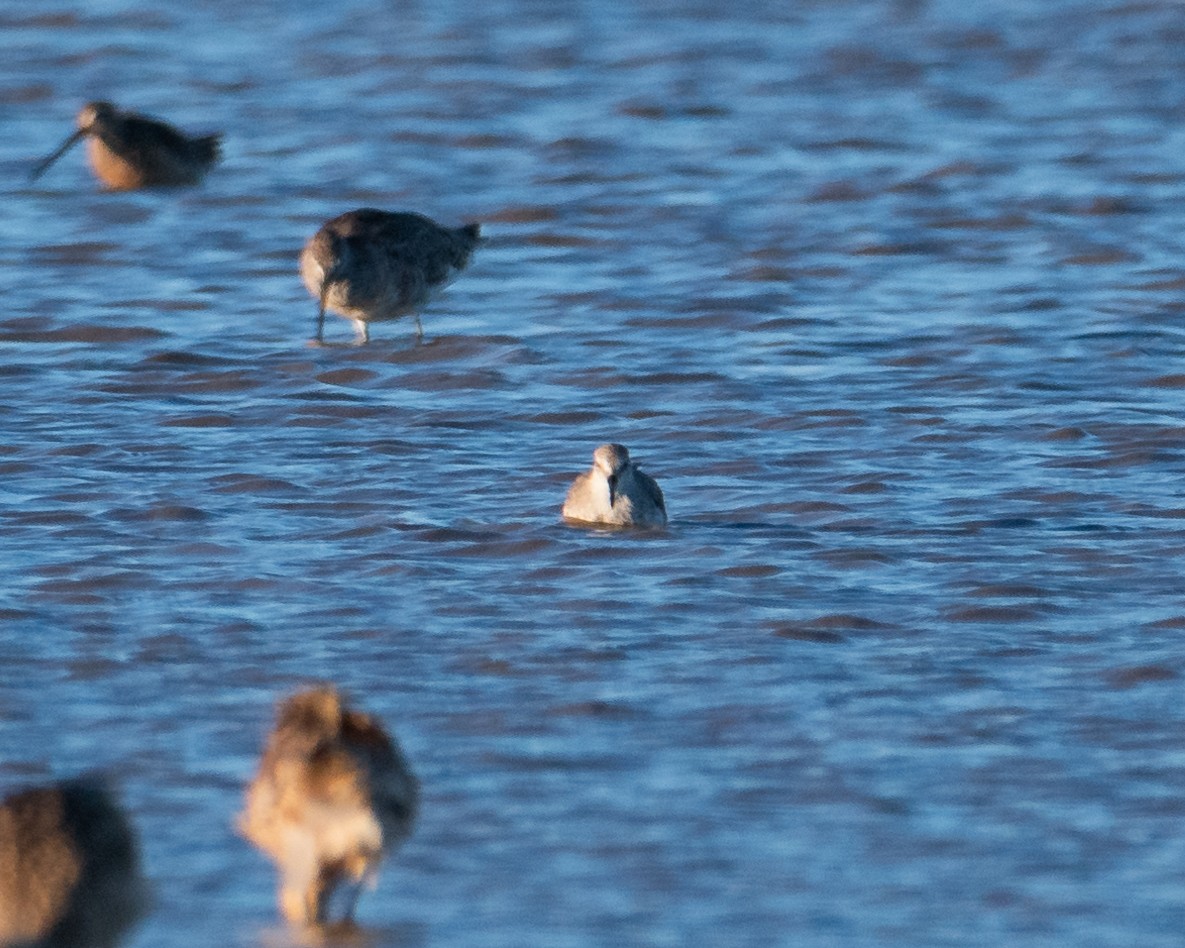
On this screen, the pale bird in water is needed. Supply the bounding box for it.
[562,443,668,528]
[239,686,419,929]
[299,209,481,345]
[0,777,148,948]
[30,101,221,190]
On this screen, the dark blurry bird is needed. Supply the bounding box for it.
[300,209,481,344]
[239,686,419,928]
[30,101,221,190]
[562,443,668,528]
[0,777,148,948]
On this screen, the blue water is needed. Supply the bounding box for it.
[2,0,1184,945]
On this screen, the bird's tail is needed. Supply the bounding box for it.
[193,134,222,166]
[454,222,482,267]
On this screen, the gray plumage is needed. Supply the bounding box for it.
[300,209,481,344]
[562,443,668,528]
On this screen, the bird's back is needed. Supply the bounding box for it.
[92,111,220,187]
[628,467,668,526]
[0,778,146,948]
[330,210,478,275]
[307,210,480,320]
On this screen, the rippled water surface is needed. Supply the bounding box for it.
[3,0,1185,945]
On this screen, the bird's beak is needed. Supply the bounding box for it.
[30,128,86,183]
[606,473,618,508]
[314,261,347,343]
[315,280,331,343]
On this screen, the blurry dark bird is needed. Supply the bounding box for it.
[239,686,419,928]
[30,101,221,189]
[0,777,148,948]
[300,209,481,344]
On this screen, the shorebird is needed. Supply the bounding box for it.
[299,209,481,344]
[239,686,419,928]
[0,777,147,948]
[562,443,668,528]
[30,101,221,189]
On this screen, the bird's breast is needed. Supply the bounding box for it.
[86,138,147,190]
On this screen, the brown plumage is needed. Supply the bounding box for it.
[0,778,147,948]
[30,101,221,190]
[239,686,419,928]
[300,209,481,344]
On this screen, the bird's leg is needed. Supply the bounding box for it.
[307,872,333,926]
[280,882,311,927]
[352,320,370,345]
[414,314,424,344]
[315,285,330,345]
[337,876,365,923]
[278,847,321,927]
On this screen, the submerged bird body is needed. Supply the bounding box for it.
[0,778,147,948]
[240,687,418,928]
[300,209,481,344]
[31,101,221,190]
[562,443,668,528]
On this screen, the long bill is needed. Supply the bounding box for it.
[316,279,333,343]
[29,128,86,182]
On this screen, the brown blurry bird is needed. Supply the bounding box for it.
[239,686,419,928]
[300,209,481,344]
[0,777,148,948]
[30,101,221,190]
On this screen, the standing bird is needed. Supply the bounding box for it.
[239,686,419,929]
[300,209,481,345]
[562,443,668,528]
[0,777,148,948]
[30,101,221,190]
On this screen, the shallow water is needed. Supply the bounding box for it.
[2,0,1185,945]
